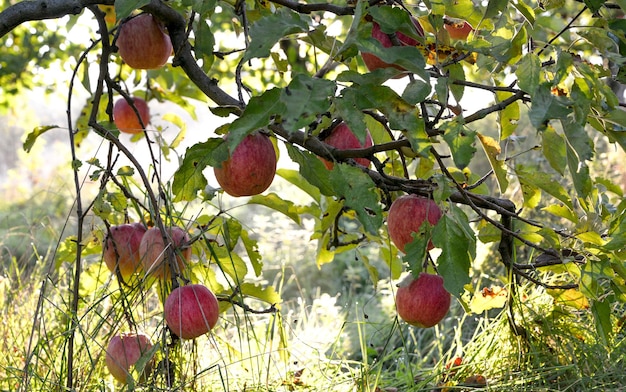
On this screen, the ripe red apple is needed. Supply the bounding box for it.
[387,194,442,252]
[116,13,172,69]
[164,284,220,339]
[319,122,374,169]
[103,222,147,279]
[113,97,150,134]
[444,17,474,40]
[361,17,424,75]
[139,226,191,279]
[105,332,154,383]
[214,132,277,197]
[396,273,451,328]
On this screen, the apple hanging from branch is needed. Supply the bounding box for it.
[319,122,373,169]
[396,273,451,328]
[139,226,191,279]
[214,132,277,197]
[387,194,442,252]
[113,97,150,134]
[164,284,220,339]
[116,13,173,70]
[103,222,147,279]
[105,332,154,383]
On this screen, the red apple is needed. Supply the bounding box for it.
[214,132,277,197]
[105,332,154,383]
[139,226,191,279]
[319,122,373,169]
[116,13,172,69]
[164,284,219,339]
[387,194,442,252]
[361,17,424,75]
[444,17,474,40]
[103,222,147,278]
[396,273,451,328]
[113,97,150,134]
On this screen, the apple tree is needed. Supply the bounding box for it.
[2,0,626,388]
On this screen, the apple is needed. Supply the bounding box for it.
[444,17,474,40]
[105,332,154,383]
[361,17,424,75]
[387,194,442,252]
[116,13,172,69]
[396,273,451,328]
[164,284,220,339]
[113,97,150,134]
[139,226,191,279]
[214,132,277,197]
[319,122,373,169]
[103,222,147,278]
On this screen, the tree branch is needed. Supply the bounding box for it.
[0,0,108,37]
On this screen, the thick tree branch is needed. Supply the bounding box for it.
[0,0,244,111]
[142,0,243,111]
[0,0,109,37]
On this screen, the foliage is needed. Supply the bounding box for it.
[1,0,626,389]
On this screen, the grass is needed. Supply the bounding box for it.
[1,186,626,391]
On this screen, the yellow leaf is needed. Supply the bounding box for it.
[469,286,508,313]
[547,288,589,310]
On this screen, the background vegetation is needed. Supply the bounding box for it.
[2,0,626,390]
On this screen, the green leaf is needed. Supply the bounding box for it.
[368,5,423,41]
[356,23,428,81]
[23,125,59,153]
[280,74,336,130]
[484,0,508,19]
[403,230,429,277]
[602,109,626,151]
[443,0,483,27]
[542,204,578,223]
[212,243,248,282]
[243,8,309,61]
[432,213,472,297]
[519,179,541,208]
[512,0,535,25]
[276,168,322,203]
[172,138,228,202]
[402,79,432,105]
[248,193,302,225]
[240,230,263,277]
[528,84,573,127]
[285,144,334,196]
[515,164,573,209]
[541,124,567,175]
[328,165,383,235]
[497,92,520,139]
[447,63,466,103]
[335,84,422,140]
[515,53,541,95]
[591,299,612,346]
[238,282,282,309]
[115,0,151,20]
[477,133,508,193]
[442,120,476,169]
[194,20,215,69]
[227,88,285,151]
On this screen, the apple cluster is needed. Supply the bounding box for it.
[102,8,471,383]
[103,223,221,383]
